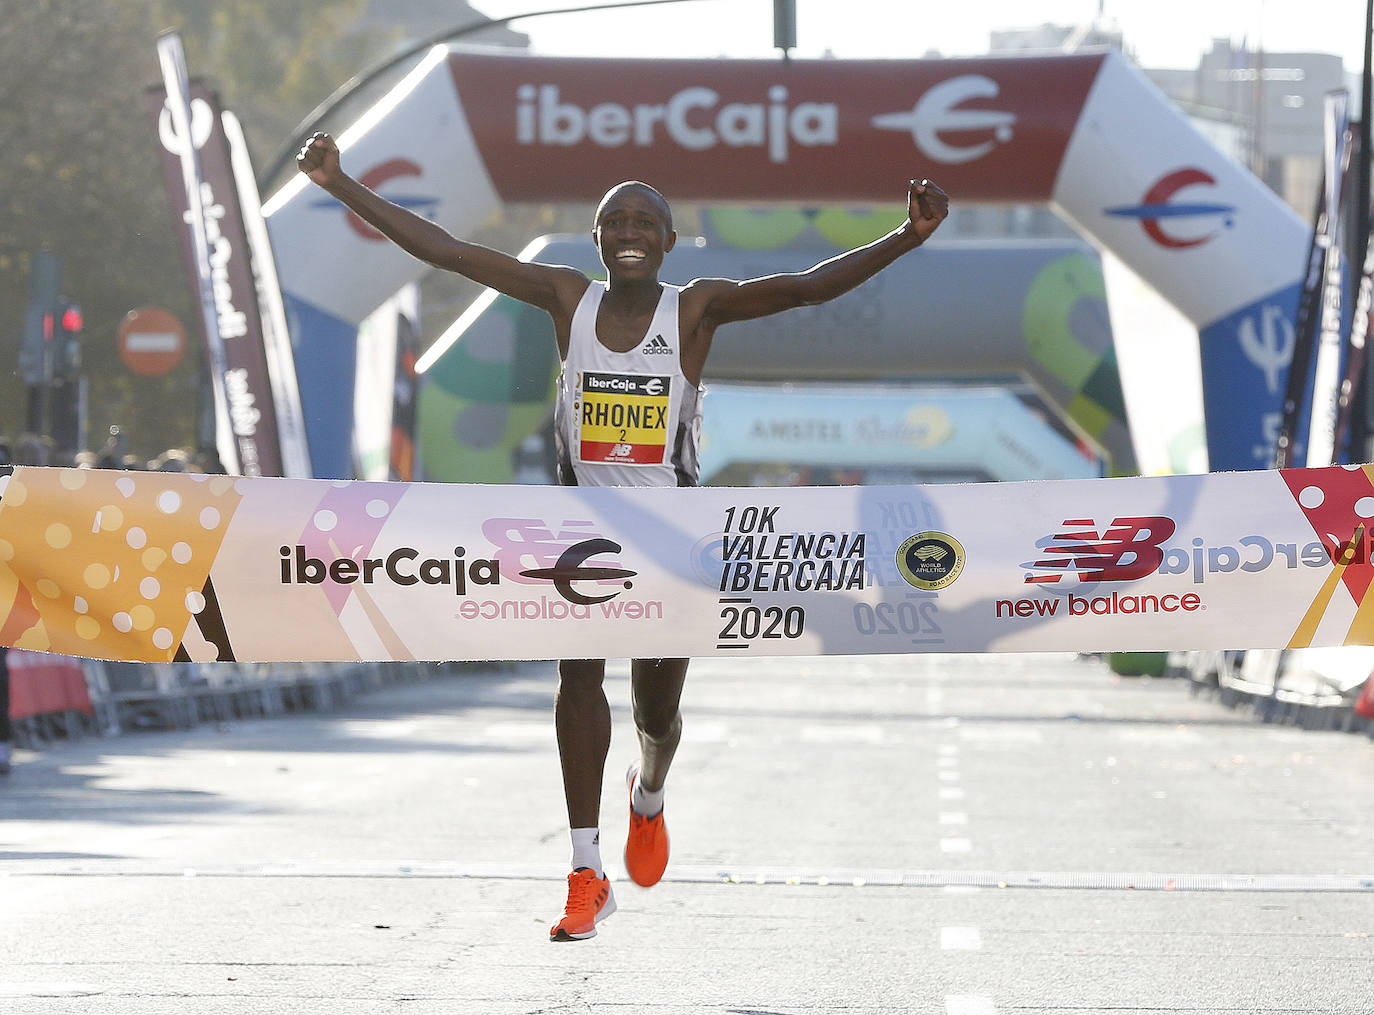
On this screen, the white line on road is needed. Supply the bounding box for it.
[11,863,1374,892]
[0,984,106,998]
[801,724,885,743]
[940,926,983,950]
[945,997,996,1015]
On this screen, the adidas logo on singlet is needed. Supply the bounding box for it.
[643,333,672,354]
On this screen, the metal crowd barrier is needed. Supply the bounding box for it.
[7,652,464,748]
[1178,648,1374,735]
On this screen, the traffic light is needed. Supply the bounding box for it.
[49,299,85,453]
[54,301,83,375]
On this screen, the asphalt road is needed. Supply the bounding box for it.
[2,652,1372,1014]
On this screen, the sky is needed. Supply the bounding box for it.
[467,0,1369,72]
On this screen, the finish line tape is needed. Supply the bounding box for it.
[3,465,1374,663]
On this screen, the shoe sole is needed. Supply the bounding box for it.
[549,888,617,941]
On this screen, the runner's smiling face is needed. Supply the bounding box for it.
[593,183,676,282]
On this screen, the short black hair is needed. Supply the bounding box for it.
[594,181,673,232]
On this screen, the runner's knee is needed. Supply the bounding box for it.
[558,658,605,695]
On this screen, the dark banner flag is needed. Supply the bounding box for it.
[150,33,293,477]
[1336,188,1374,454]
[390,297,419,482]
[1275,90,1351,468]
[1305,91,1354,466]
[352,286,418,482]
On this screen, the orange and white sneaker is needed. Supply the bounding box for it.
[549,867,616,941]
[623,764,670,887]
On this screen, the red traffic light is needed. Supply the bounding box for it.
[61,304,83,333]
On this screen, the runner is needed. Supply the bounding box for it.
[297,132,949,939]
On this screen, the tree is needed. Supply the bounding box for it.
[0,0,195,459]
[0,0,389,460]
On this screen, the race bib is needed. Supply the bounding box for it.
[577,371,672,465]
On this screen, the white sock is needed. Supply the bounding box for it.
[631,773,665,818]
[570,827,602,876]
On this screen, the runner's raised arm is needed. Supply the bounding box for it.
[685,179,950,327]
[296,132,586,317]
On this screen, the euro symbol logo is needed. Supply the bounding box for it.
[1104,168,1236,249]
[518,537,637,605]
[1237,303,1295,394]
[871,75,1016,164]
[642,378,665,396]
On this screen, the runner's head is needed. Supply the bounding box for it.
[593,181,676,280]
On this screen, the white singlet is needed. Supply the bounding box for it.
[553,281,703,488]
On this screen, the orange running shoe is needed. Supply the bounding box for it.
[549,867,616,941]
[623,763,670,887]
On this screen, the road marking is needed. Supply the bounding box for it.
[481,721,551,740]
[940,926,982,950]
[939,812,968,825]
[945,997,996,1015]
[801,724,885,743]
[940,837,974,854]
[939,787,966,800]
[10,863,1374,893]
[685,722,731,743]
[0,984,105,998]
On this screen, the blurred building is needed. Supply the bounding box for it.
[940,20,1352,240]
[1149,40,1348,214]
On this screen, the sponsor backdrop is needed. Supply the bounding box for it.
[264,48,1306,479]
[4,465,1374,664]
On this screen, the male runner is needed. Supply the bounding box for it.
[297,132,949,940]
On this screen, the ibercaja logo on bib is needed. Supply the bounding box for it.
[895,531,965,591]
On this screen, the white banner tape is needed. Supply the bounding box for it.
[2,465,1374,663]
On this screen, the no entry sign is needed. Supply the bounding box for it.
[118,306,186,376]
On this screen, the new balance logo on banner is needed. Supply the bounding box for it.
[642,334,672,355]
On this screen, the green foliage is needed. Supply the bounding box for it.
[0,0,192,458]
[0,0,390,460]
[148,0,386,167]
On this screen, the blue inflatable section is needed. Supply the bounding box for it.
[283,294,358,480]
[1198,283,1308,472]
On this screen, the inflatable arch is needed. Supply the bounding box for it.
[263,46,1308,479]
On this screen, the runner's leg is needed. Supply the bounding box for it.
[556,658,610,828]
[630,657,689,792]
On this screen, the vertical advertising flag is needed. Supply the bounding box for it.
[1303,90,1353,467]
[222,111,312,478]
[1274,176,1330,468]
[390,290,420,482]
[1335,196,1374,455]
[352,285,419,481]
[151,32,296,477]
